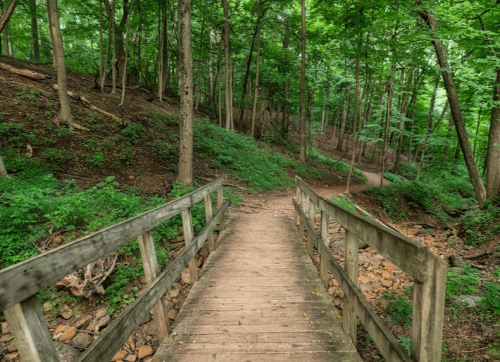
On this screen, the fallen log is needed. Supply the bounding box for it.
[0,62,50,80]
[53,84,124,124]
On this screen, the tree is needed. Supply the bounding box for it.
[299,0,306,162]
[177,0,193,186]
[0,0,15,33]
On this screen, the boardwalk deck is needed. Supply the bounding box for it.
[153,214,362,362]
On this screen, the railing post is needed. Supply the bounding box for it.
[4,295,60,362]
[343,229,359,346]
[138,231,170,338]
[181,208,198,284]
[300,192,307,239]
[306,198,316,257]
[411,254,447,362]
[204,194,215,252]
[217,186,225,231]
[294,186,301,226]
[319,210,329,287]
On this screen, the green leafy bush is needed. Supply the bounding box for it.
[382,291,413,326]
[122,123,146,145]
[307,148,367,184]
[481,283,500,317]
[461,198,500,245]
[445,265,481,300]
[384,172,402,183]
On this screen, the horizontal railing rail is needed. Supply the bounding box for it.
[293,176,446,362]
[0,175,229,362]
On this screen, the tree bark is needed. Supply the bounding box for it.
[158,0,166,101]
[119,0,135,106]
[394,65,414,172]
[0,154,8,178]
[0,0,15,33]
[381,70,395,187]
[299,0,306,161]
[337,83,351,151]
[417,2,486,202]
[30,0,40,63]
[222,0,231,130]
[177,0,193,186]
[250,0,262,138]
[486,69,500,198]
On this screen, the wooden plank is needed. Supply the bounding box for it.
[217,186,225,231]
[306,197,316,256]
[294,187,300,226]
[410,252,447,362]
[138,231,169,338]
[0,175,228,311]
[319,242,411,362]
[319,211,329,287]
[76,199,230,362]
[293,199,320,250]
[343,229,359,346]
[181,208,198,284]
[296,176,428,282]
[204,194,215,252]
[153,352,362,362]
[4,295,60,362]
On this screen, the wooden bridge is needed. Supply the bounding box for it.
[0,175,446,362]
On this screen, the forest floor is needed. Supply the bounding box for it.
[0,56,499,361]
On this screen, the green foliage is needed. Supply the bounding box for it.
[384,173,403,183]
[461,198,500,245]
[194,119,294,192]
[398,335,411,356]
[42,148,70,164]
[38,286,82,321]
[84,151,108,168]
[105,260,143,315]
[481,283,500,317]
[122,123,146,145]
[307,149,367,184]
[382,292,413,326]
[331,196,357,213]
[445,265,481,300]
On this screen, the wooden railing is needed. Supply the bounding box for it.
[0,175,230,362]
[293,176,446,362]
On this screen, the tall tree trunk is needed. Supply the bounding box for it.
[417,71,440,180]
[486,69,500,198]
[321,88,329,135]
[119,0,135,106]
[47,0,85,131]
[337,84,351,151]
[299,0,306,161]
[0,0,16,33]
[381,70,395,187]
[238,20,258,126]
[111,0,117,94]
[417,3,486,202]
[158,0,166,100]
[30,0,40,62]
[221,0,231,130]
[394,65,414,172]
[250,0,262,138]
[194,4,206,110]
[178,0,193,185]
[346,28,363,193]
[99,0,104,87]
[0,154,8,178]
[160,0,169,93]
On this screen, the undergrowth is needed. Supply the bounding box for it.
[308,148,367,184]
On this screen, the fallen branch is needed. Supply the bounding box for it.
[463,251,491,260]
[0,62,50,80]
[53,84,123,124]
[355,204,401,233]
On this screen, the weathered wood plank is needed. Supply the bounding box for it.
[138,231,169,338]
[319,210,329,287]
[76,199,230,362]
[204,194,215,252]
[319,242,411,362]
[4,296,60,362]
[217,186,225,231]
[293,199,320,249]
[0,175,228,311]
[343,230,359,346]
[297,176,428,282]
[181,208,198,284]
[410,252,447,362]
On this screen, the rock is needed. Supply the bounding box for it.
[380,299,389,308]
[89,308,110,332]
[200,245,209,259]
[331,240,345,249]
[196,256,204,267]
[5,353,18,361]
[56,343,81,362]
[111,350,128,361]
[75,315,92,329]
[177,226,184,236]
[167,309,179,320]
[2,322,10,335]
[43,302,53,312]
[0,334,13,343]
[358,283,372,293]
[125,355,137,361]
[447,267,464,275]
[381,270,391,279]
[60,305,73,320]
[7,340,17,352]
[138,345,154,359]
[53,235,64,245]
[453,295,483,308]
[180,269,191,284]
[53,325,77,343]
[358,275,370,284]
[72,333,93,349]
[168,283,181,299]
[381,280,393,288]
[327,287,335,295]
[382,262,394,271]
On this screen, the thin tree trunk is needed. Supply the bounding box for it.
[417,3,486,202]
[119,0,135,106]
[394,65,414,172]
[250,0,262,138]
[417,71,440,180]
[0,154,8,178]
[178,0,193,185]
[337,84,351,151]
[222,0,231,130]
[381,70,395,187]
[30,0,40,62]
[0,0,15,33]
[299,0,306,161]
[486,69,500,198]
[238,21,258,126]
[111,0,117,94]
[99,0,104,87]
[158,0,165,101]
[194,4,206,110]
[473,106,482,157]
